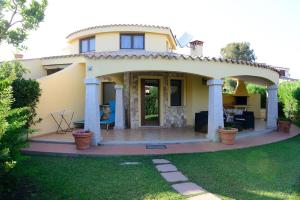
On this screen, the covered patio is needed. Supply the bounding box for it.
[30,51,280,146]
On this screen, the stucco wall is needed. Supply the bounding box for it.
[86,58,279,85]
[68,32,172,54]
[20,59,46,79]
[248,94,261,118]
[66,25,176,49]
[96,33,119,52]
[145,33,168,52]
[31,63,86,135]
[186,74,209,126]
[68,40,80,54]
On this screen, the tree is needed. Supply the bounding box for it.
[220,42,256,62]
[278,81,300,121]
[0,0,47,48]
[223,78,237,94]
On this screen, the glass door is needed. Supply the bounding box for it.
[141,79,160,126]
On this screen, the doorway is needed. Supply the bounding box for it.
[141,79,160,126]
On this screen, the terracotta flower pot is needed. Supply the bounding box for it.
[219,128,238,145]
[277,120,291,133]
[72,130,93,150]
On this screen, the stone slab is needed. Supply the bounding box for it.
[187,193,221,200]
[161,171,188,183]
[172,182,205,196]
[152,159,170,164]
[155,164,177,172]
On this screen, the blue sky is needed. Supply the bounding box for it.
[1,0,299,78]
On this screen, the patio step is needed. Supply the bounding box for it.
[29,138,74,144]
[102,138,210,145]
[237,128,276,139]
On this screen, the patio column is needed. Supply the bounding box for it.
[84,77,101,146]
[266,84,278,129]
[114,84,125,129]
[207,79,224,142]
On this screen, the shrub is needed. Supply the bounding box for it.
[12,78,41,127]
[246,84,266,108]
[0,65,16,174]
[0,61,41,191]
[278,81,300,122]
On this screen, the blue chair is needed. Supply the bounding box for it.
[109,100,115,112]
[100,100,116,130]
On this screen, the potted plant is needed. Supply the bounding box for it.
[277,117,291,133]
[219,126,238,145]
[72,129,93,150]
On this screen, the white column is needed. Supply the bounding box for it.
[114,84,125,129]
[207,79,224,142]
[266,84,278,129]
[84,77,101,146]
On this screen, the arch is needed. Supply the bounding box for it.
[84,57,279,84]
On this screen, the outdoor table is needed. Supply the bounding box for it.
[50,110,74,133]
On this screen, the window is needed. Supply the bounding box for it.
[279,70,286,77]
[80,37,95,53]
[102,82,116,105]
[47,68,62,75]
[170,80,182,106]
[120,34,144,49]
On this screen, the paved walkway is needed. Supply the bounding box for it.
[152,159,220,200]
[21,125,300,156]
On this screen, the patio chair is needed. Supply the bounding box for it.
[100,100,116,130]
[100,112,115,130]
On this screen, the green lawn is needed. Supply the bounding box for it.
[3,135,300,200]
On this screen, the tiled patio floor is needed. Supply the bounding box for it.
[22,125,300,156]
[29,119,268,144]
[30,127,207,144]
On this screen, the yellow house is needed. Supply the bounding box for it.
[18,24,280,145]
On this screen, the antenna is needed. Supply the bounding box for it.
[176,32,193,48]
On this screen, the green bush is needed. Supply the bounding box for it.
[0,61,41,190]
[246,83,266,108]
[12,78,41,127]
[278,81,300,122]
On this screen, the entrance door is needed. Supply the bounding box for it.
[141,79,160,126]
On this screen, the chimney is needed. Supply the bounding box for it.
[189,40,204,57]
[234,80,249,96]
[14,53,24,60]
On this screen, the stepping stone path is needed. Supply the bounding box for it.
[152,159,221,200]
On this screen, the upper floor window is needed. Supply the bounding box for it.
[80,37,95,53]
[120,34,144,49]
[279,70,286,77]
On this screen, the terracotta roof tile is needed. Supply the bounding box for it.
[41,51,280,74]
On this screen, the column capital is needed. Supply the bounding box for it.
[207,79,223,86]
[85,77,99,85]
[268,84,278,90]
[114,84,124,89]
